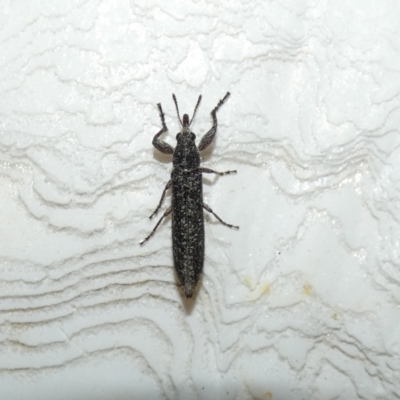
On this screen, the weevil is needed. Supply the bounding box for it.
[140,92,238,298]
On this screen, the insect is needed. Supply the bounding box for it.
[140,92,238,298]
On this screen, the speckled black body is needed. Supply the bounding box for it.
[171,131,204,298]
[141,92,238,298]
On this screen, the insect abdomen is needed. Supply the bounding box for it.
[171,168,204,298]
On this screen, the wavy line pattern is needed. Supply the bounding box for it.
[1,1,400,399]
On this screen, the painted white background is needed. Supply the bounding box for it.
[0,0,400,399]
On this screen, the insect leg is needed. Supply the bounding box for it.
[198,92,230,151]
[152,103,174,154]
[149,180,172,219]
[203,203,239,229]
[200,167,237,176]
[140,206,172,245]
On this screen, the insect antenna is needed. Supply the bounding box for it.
[172,94,183,126]
[190,95,202,126]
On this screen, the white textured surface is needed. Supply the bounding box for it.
[1,1,400,399]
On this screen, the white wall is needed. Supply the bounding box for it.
[0,0,399,399]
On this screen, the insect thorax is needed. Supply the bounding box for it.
[173,131,200,169]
